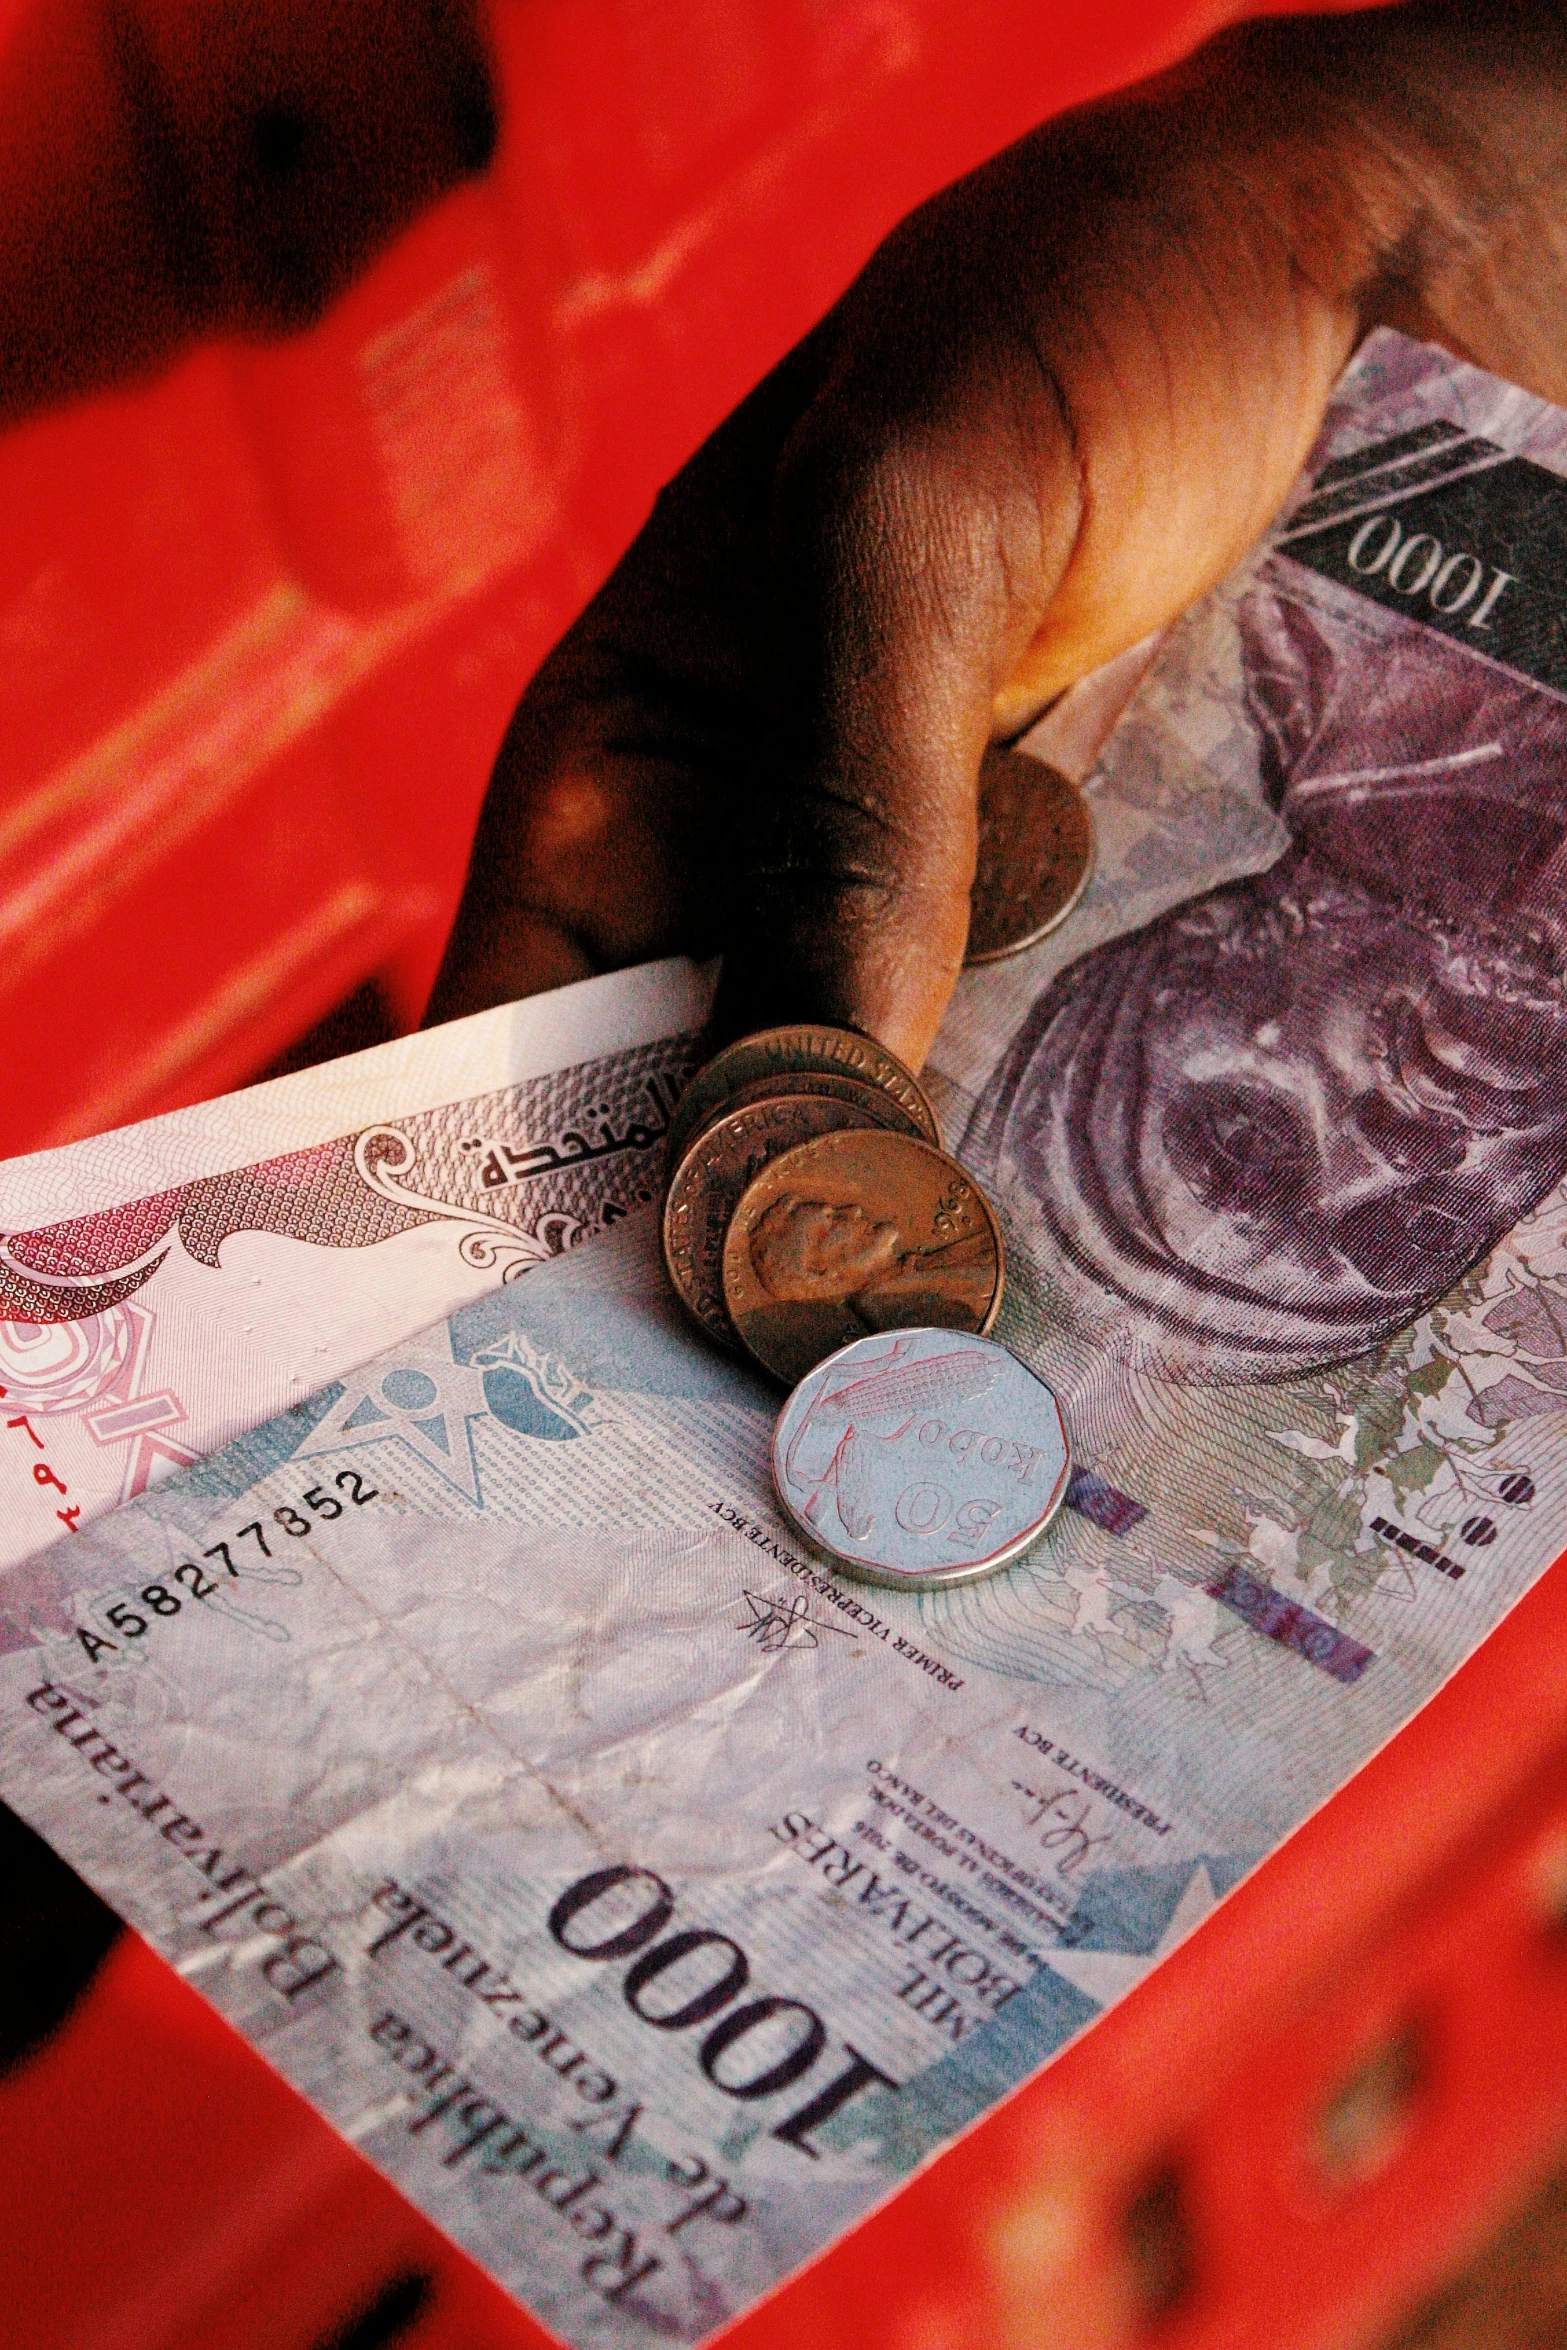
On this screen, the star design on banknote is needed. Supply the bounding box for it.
[1044,1862,1217,2011]
[293,1356,497,1503]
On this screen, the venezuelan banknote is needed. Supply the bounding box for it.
[0,959,710,1586]
[9,328,1567,2346]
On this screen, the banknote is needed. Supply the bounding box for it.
[9,328,1567,2346]
[0,959,710,1583]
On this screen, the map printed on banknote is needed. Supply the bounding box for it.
[0,960,709,1582]
[7,330,1567,2345]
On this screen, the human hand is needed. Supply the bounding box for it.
[426,0,1567,1071]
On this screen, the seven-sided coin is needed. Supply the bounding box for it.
[771,1327,1070,1589]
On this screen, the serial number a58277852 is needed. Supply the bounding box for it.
[75,1469,379,1663]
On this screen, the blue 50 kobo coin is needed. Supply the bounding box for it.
[770,1328,1071,1590]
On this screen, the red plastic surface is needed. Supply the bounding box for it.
[731,1549,1567,2350]
[0,0,1364,1154]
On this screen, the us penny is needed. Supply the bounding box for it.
[772,1327,1071,1590]
[663,1089,913,1348]
[965,745,1094,964]
[674,1067,929,1166]
[664,1024,939,1183]
[722,1128,1004,1387]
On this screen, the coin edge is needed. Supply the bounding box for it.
[965,785,1096,967]
[661,1090,907,1349]
[665,1024,940,1176]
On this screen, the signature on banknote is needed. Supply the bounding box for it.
[735,1587,853,1654]
[1012,1780,1113,1878]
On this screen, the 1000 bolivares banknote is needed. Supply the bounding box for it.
[8,329,1567,2345]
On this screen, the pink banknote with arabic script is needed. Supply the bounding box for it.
[0,960,710,1606]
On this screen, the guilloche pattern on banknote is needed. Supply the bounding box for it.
[0,1035,695,1582]
[9,332,1567,2348]
[0,1233,1251,2347]
[948,327,1567,1711]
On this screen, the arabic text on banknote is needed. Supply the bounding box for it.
[6,331,1567,2346]
[0,962,707,1578]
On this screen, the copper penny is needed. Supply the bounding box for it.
[721,1128,1005,1387]
[663,1089,912,1348]
[965,745,1094,964]
[664,1024,938,1184]
[674,1066,929,1163]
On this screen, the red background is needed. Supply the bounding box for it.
[0,0,1369,1156]
[17,13,1544,2350]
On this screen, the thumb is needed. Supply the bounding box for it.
[712,337,1083,1072]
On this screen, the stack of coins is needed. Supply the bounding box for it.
[661,1024,1006,1389]
[660,768,1089,1584]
